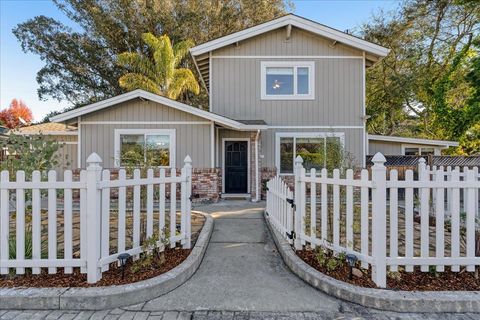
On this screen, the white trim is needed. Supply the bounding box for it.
[261,61,315,100]
[254,130,260,202]
[401,144,443,156]
[368,134,459,147]
[77,116,81,169]
[50,89,266,130]
[210,122,215,168]
[215,126,220,167]
[222,138,250,194]
[113,129,176,168]
[212,55,363,59]
[190,14,390,57]
[268,125,363,129]
[362,51,366,168]
[275,132,345,175]
[80,121,211,125]
[209,52,212,112]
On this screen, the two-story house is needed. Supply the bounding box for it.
[51,14,391,201]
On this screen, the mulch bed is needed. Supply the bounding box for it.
[297,249,480,291]
[0,248,190,288]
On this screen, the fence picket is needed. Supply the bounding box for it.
[133,169,141,255]
[346,169,353,251]
[64,170,73,274]
[159,169,166,239]
[451,169,460,272]
[79,170,87,273]
[360,169,369,269]
[147,169,154,238]
[435,170,445,272]
[419,159,430,272]
[333,169,340,247]
[48,170,57,274]
[300,167,306,245]
[310,168,317,248]
[405,170,414,272]
[101,170,110,272]
[31,170,41,274]
[15,171,25,274]
[321,168,328,243]
[170,168,177,248]
[465,169,475,272]
[180,166,187,246]
[389,170,398,272]
[118,170,126,256]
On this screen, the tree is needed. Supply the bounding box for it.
[13,0,290,107]
[0,99,33,129]
[456,123,480,155]
[117,33,199,99]
[362,0,480,141]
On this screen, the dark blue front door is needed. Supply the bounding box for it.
[225,141,248,194]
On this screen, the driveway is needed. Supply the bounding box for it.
[1,200,478,319]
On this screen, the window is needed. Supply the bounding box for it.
[403,146,436,156]
[261,61,314,100]
[276,133,344,174]
[114,129,175,167]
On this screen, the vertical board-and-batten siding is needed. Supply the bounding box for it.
[211,26,365,164]
[368,140,403,156]
[79,98,212,168]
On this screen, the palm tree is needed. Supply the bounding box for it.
[117,33,200,100]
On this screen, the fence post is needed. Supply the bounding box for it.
[294,156,304,250]
[371,152,387,288]
[183,155,192,249]
[86,152,103,283]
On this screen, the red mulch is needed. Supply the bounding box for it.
[0,248,190,288]
[297,249,480,291]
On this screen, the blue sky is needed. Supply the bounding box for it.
[0,0,400,121]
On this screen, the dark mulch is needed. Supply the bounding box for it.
[297,249,480,291]
[0,248,190,288]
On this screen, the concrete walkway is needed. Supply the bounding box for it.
[1,201,478,319]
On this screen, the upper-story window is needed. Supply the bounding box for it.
[261,61,315,100]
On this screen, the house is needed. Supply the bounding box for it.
[47,14,451,202]
[368,134,459,156]
[10,122,78,170]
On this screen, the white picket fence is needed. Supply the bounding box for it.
[266,152,480,287]
[0,152,192,283]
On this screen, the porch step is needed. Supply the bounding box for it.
[221,193,251,200]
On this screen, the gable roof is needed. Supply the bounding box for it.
[368,134,459,148]
[190,14,390,92]
[190,14,390,57]
[50,90,267,131]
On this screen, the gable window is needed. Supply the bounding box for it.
[261,61,314,100]
[114,129,175,167]
[276,133,344,175]
[403,146,436,156]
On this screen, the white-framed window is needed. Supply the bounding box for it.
[261,61,315,100]
[401,144,438,156]
[275,132,345,175]
[114,129,176,168]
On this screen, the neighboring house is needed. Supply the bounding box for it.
[12,122,78,170]
[47,14,454,201]
[368,134,459,156]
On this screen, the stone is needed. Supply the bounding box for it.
[352,268,364,278]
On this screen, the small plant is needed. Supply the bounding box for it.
[326,257,340,272]
[429,265,440,277]
[131,231,165,274]
[315,248,327,266]
[387,271,402,281]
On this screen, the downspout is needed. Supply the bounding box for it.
[255,130,260,202]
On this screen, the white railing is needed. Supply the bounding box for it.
[0,152,192,283]
[267,153,480,287]
[266,176,294,243]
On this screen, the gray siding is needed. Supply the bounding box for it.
[368,140,402,155]
[80,99,212,168]
[211,26,364,126]
[261,128,364,169]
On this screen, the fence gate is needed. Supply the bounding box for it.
[265,176,294,244]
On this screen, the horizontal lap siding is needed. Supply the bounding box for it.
[261,128,364,168]
[368,140,403,155]
[80,99,211,168]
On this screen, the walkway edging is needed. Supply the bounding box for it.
[0,212,213,311]
[265,213,480,313]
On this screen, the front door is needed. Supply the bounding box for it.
[224,141,248,194]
